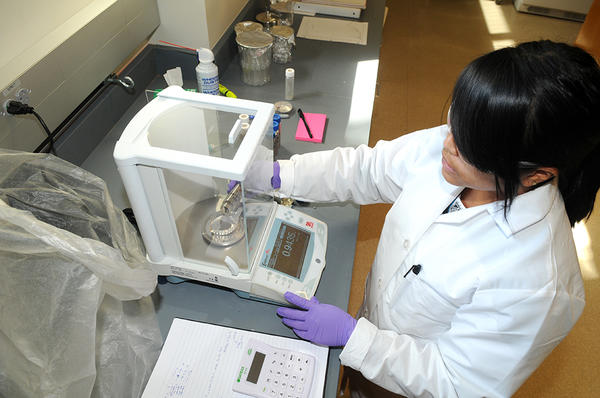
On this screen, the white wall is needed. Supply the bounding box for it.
[150,0,210,50]
[0,0,160,151]
[0,0,99,89]
[150,0,248,50]
[206,0,248,48]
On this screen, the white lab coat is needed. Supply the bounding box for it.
[278,125,585,397]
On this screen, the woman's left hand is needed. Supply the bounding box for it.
[277,291,357,346]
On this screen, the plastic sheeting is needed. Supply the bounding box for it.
[0,150,162,398]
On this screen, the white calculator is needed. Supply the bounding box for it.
[232,338,315,398]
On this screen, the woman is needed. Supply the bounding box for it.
[274,41,600,397]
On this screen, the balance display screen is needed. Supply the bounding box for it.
[247,351,265,384]
[268,223,310,278]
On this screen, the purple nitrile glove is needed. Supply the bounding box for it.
[277,291,357,347]
[271,161,281,189]
[227,180,239,192]
[228,161,280,193]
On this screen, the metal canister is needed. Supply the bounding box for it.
[270,25,295,64]
[234,21,263,36]
[235,31,274,86]
[256,11,279,32]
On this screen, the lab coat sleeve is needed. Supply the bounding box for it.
[340,285,584,398]
[340,318,460,398]
[278,126,445,204]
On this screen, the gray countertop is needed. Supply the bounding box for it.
[80,3,385,396]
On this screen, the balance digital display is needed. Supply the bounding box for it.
[248,203,327,303]
[267,223,310,278]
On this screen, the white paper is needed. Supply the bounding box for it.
[142,318,329,398]
[163,67,183,87]
[298,16,368,45]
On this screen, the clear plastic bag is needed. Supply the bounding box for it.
[0,150,162,398]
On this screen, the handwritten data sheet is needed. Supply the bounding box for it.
[142,318,329,397]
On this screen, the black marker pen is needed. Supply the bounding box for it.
[403,264,422,278]
[297,108,313,138]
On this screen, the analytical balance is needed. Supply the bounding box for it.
[113,86,327,304]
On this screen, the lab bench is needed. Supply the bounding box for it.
[75,1,386,396]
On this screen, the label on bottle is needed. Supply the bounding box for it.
[200,75,219,95]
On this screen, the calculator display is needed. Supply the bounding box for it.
[247,351,266,384]
[268,223,309,278]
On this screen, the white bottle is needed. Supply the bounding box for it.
[285,68,295,101]
[196,48,219,95]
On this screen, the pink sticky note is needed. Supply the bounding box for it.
[295,113,326,143]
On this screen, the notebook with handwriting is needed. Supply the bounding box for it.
[142,318,329,398]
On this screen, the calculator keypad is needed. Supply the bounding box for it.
[262,350,313,398]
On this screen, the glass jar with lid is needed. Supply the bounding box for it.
[236,31,274,86]
[270,25,295,64]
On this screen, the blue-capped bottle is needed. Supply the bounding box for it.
[273,115,281,159]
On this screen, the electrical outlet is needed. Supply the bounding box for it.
[1,79,31,116]
[2,99,13,115]
[1,99,14,117]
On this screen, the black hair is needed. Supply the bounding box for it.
[449,40,600,226]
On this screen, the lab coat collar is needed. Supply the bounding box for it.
[489,182,558,237]
[432,167,465,216]
[437,181,558,238]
